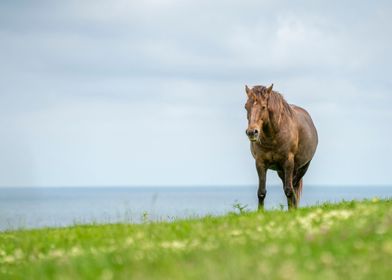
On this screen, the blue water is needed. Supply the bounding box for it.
[0,186,391,231]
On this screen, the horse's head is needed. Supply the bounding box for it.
[244,84,273,142]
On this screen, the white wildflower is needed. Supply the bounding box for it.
[230,230,242,237]
[161,240,186,250]
[69,246,82,256]
[125,237,134,246]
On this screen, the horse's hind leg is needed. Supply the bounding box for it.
[280,156,297,209]
[277,169,296,209]
[292,161,311,204]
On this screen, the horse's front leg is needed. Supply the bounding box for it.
[256,161,267,211]
[282,155,297,209]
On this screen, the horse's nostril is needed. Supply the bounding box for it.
[254,130,259,135]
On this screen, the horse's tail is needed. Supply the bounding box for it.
[295,179,303,203]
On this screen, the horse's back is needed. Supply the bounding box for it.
[291,105,318,166]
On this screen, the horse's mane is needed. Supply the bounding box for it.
[252,85,293,123]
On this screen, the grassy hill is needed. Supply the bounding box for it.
[1,199,392,279]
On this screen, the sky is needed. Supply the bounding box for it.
[0,0,391,187]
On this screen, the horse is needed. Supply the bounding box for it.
[244,84,318,210]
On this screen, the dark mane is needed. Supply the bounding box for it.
[252,85,293,118]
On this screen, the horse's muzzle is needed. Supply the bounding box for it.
[246,129,259,142]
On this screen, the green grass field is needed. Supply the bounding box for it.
[1,199,392,279]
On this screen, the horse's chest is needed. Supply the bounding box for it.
[253,146,284,169]
[259,151,280,163]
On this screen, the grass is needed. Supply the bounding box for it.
[1,199,392,279]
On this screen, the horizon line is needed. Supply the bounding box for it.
[0,184,391,188]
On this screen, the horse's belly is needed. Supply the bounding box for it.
[267,163,280,171]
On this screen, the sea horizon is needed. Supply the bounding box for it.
[1,185,391,231]
[1,184,391,188]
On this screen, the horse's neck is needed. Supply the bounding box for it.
[266,113,282,135]
[258,117,288,148]
[262,121,274,138]
[259,121,276,146]
[269,106,293,133]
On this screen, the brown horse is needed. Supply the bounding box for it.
[244,84,318,210]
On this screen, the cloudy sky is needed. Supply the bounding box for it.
[0,0,391,187]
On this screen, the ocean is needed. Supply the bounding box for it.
[0,186,391,231]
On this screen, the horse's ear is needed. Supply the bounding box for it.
[245,85,250,96]
[267,83,274,93]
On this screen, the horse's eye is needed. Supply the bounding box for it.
[262,106,266,110]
